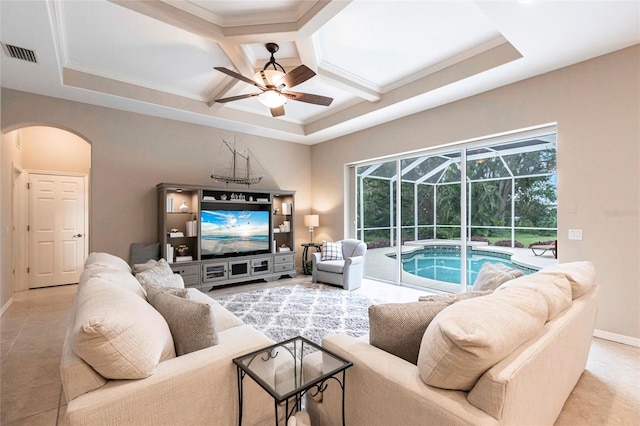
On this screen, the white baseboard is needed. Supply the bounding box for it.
[0,297,14,317]
[594,329,640,347]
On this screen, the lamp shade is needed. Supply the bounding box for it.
[304,214,319,227]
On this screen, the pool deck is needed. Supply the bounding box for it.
[364,240,558,288]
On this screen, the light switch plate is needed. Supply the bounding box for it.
[568,229,583,240]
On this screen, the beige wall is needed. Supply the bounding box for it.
[0,129,23,311]
[1,91,312,311]
[311,45,640,340]
[1,45,637,341]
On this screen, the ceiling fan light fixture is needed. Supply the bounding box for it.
[253,69,287,108]
[253,69,285,87]
[257,89,287,108]
[213,42,332,116]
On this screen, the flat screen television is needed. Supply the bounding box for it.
[200,206,271,258]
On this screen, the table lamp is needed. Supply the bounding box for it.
[304,214,319,243]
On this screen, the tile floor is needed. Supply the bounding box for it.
[1,277,639,425]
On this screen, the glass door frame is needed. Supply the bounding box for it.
[347,124,557,291]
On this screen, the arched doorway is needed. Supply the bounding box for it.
[5,126,91,291]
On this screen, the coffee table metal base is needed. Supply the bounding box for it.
[234,336,352,426]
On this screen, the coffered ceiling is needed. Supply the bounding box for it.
[1,1,638,144]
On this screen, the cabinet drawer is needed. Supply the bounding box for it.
[180,274,201,286]
[273,254,294,264]
[171,264,200,276]
[274,262,294,273]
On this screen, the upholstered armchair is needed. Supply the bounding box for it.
[311,239,367,291]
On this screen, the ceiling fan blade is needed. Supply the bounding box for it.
[284,91,333,106]
[270,106,285,117]
[214,93,259,103]
[279,65,316,89]
[214,67,266,90]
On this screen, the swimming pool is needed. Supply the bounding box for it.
[399,246,536,285]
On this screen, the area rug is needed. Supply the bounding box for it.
[212,283,380,345]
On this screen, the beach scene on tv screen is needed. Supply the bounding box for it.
[201,210,269,255]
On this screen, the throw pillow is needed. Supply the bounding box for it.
[143,282,189,300]
[321,241,343,261]
[369,301,450,364]
[369,291,491,364]
[135,258,184,288]
[471,262,524,291]
[132,259,158,274]
[417,286,548,391]
[72,277,176,379]
[146,290,219,356]
[129,242,160,267]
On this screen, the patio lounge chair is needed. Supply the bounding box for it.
[530,240,557,258]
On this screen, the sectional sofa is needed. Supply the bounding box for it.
[307,261,599,425]
[60,253,276,425]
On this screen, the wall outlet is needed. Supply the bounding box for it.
[568,229,583,240]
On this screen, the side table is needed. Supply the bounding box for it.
[301,243,322,275]
[234,336,352,426]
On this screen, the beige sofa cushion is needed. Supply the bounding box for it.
[539,261,595,299]
[369,291,491,364]
[417,290,492,303]
[417,286,548,391]
[472,262,524,291]
[89,269,147,299]
[497,272,572,321]
[72,277,176,379]
[147,290,219,356]
[60,308,108,402]
[85,252,131,272]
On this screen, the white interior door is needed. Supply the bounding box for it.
[28,173,87,288]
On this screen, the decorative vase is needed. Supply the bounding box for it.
[179,201,189,213]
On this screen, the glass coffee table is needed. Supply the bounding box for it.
[233,336,353,426]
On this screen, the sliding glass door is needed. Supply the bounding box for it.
[353,129,557,292]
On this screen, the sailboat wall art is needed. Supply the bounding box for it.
[210,137,263,187]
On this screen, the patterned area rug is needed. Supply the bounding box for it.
[213,283,379,345]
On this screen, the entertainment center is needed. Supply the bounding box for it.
[157,183,296,290]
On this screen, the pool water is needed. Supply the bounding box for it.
[401,248,533,285]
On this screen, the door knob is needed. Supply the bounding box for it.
[73,233,83,238]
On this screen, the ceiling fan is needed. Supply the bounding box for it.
[213,43,333,117]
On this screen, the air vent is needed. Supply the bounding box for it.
[3,43,37,63]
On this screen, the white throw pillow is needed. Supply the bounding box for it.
[135,258,184,288]
[321,241,343,261]
[472,262,523,291]
[72,277,176,379]
[417,286,548,391]
[132,259,158,274]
